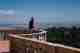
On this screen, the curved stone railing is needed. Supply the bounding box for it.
[8,34,80,53]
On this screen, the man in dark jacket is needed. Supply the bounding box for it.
[29,16,34,30]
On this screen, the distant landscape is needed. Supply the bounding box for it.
[0,22,78,28]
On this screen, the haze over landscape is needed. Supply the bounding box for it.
[0,0,80,27]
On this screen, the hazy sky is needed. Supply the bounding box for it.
[0,0,80,24]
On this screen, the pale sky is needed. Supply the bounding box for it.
[0,0,80,24]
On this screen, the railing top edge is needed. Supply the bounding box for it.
[16,34,32,36]
[32,30,47,34]
[9,34,80,52]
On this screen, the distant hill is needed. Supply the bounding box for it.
[0,23,80,29]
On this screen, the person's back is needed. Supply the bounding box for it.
[29,17,34,30]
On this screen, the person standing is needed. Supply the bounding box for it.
[29,16,34,32]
